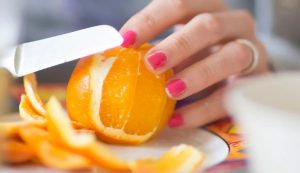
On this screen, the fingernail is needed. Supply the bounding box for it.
[168,113,184,128]
[147,51,167,70]
[166,79,186,97]
[121,30,136,47]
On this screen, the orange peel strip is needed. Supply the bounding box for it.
[0,120,45,139]
[23,74,46,116]
[46,97,95,148]
[23,75,86,129]
[0,138,35,164]
[45,96,203,172]
[130,144,204,173]
[19,94,47,124]
[45,96,128,171]
[19,126,91,170]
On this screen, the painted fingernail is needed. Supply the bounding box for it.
[168,113,184,128]
[121,30,136,47]
[166,79,186,97]
[147,51,167,70]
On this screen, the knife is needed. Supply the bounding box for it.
[0,25,123,77]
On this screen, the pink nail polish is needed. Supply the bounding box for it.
[147,52,167,70]
[121,30,136,47]
[168,114,184,128]
[166,79,186,97]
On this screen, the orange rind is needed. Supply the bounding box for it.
[45,96,128,171]
[0,138,34,163]
[19,94,46,124]
[23,73,46,116]
[19,126,91,170]
[0,120,45,139]
[130,144,204,173]
[44,96,203,172]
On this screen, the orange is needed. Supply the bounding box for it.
[66,44,176,144]
[130,144,204,173]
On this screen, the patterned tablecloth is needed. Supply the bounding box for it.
[8,84,248,173]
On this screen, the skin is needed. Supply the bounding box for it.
[120,0,270,128]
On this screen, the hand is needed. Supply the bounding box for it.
[120,0,270,128]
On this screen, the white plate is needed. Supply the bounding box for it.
[0,113,229,172]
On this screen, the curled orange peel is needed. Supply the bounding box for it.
[0,138,35,163]
[45,96,129,171]
[130,144,204,173]
[18,126,91,170]
[45,96,204,172]
[23,74,46,116]
[0,120,45,139]
[19,94,47,124]
[46,97,95,148]
[21,74,88,129]
[5,71,204,172]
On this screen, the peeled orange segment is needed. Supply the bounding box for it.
[23,74,46,116]
[0,138,34,163]
[19,94,46,124]
[67,45,176,144]
[130,144,204,173]
[19,126,91,170]
[88,53,153,144]
[45,96,128,171]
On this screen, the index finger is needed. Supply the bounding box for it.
[120,0,225,47]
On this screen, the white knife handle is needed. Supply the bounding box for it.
[0,48,17,77]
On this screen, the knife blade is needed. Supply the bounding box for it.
[0,25,123,77]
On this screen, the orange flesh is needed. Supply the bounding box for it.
[100,48,139,129]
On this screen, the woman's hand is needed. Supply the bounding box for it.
[120,0,270,128]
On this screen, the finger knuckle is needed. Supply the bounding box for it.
[237,10,256,32]
[195,14,222,40]
[135,12,156,29]
[171,34,193,54]
[230,42,252,67]
[199,62,217,81]
[170,0,190,12]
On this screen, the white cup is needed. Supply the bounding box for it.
[226,72,300,173]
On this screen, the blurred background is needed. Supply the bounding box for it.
[1,0,300,114]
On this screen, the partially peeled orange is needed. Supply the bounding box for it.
[66,44,176,144]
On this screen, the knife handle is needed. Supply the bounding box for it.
[0,48,17,77]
